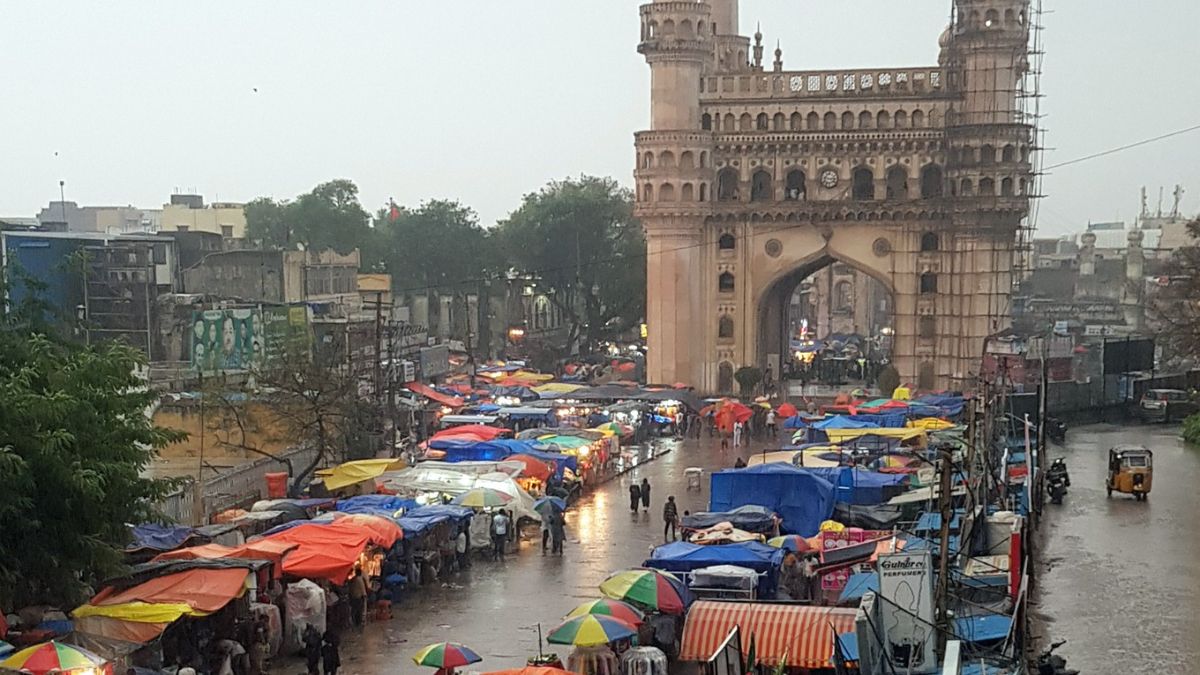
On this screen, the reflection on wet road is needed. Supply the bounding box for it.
[336,436,736,673]
[1039,424,1200,673]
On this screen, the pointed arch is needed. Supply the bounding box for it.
[920,164,944,198]
[791,112,804,131]
[852,166,875,200]
[885,165,909,199]
[808,112,821,130]
[979,177,995,196]
[659,183,676,201]
[717,167,739,201]
[877,110,891,129]
[785,169,806,201]
[681,182,695,201]
[718,232,736,250]
[701,113,712,131]
[740,113,753,131]
[699,183,709,202]
[859,110,873,129]
[658,150,676,168]
[823,112,837,130]
[841,111,854,130]
[911,109,925,128]
[893,110,907,128]
[756,112,769,130]
[718,271,735,293]
[773,112,786,131]
[680,151,695,168]
[718,315,735,339]
[750,170,773,201]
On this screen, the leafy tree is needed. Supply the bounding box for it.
[495,176,645,354]
[245,179,371,256]
[0,318,183,607]
[735,365,763,398]
[1149,218,1200,367]
[877,364,901,397]
[377,200,499,293]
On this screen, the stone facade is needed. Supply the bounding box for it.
[635,0,1034,392]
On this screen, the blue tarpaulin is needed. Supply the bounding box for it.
[709,463,835,537]
[838,572,879,604]
[644,541,783,595]
[126,524,197,552]
[795,467,910,505]
[397,505,474,539]
[812,416,879,430]
[335,495,419,518]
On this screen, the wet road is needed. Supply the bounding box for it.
[1038,423,1200,673]
[332,436,736,673]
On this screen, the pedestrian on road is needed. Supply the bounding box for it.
[640,478,651,511]
[629,482,641,512]
[733,421,743,447]
[456,527,469,569]
[320,633,340,675]
[490,510,510,561]
[674,411,684,437]
[662,496,679,541]
[347,565,367,629]
[550,510,566,555]
[766,409,777,439]
[302,625,322,675]
[734,456,747,469]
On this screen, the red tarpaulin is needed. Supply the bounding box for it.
[507,454,552,481]
[261,517,401,583]
[153,540,298,577]
[405,382,464,408]
[680,601,857,669]
[431,424,509,442]
[90,567,251,613]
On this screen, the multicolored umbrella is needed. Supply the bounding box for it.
[565,598,645,626]
[451,487,514,509]
[767,534,815,553]
[533,496,567,515]
[599,568,687,614]
[0,641,106,675]
[412,642,483,669]
[546,614,636,647]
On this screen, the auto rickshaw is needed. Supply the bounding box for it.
[1106,445,1153,501]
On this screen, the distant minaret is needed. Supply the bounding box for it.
[752,24,764,71]
[773,40,783,72]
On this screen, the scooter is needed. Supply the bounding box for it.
[1047,458,1070,505]
[1046,417,1067,444]
[1036,640,1079,675]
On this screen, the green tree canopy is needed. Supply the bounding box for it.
[377,199,499,293]
[1150,218,1200,367]
[495,176,645,352]
[0,324,183,607]
[246,179,371,256]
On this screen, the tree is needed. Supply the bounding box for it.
[0,324,183,607]
[377,200,499,293]
[877,364,901,397]
[245,179,372,256]
[734,366,763,398]
[1149,218,1200,367]
[495,176,646,355]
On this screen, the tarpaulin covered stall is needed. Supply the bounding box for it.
[679,601,857,669]
[709,464,835,537]
[152,540,297,577]
[259,517,401,583]
[645,542,782,596]
[125,524,201,554]
[405,382,464,408]
[316,459,406,491]
[794,467,911,506]
[681,505,778,535]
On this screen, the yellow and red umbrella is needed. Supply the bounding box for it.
[565,598,645,626]
[599,568,688,614]
[547,615,636,647]
[412,642,482,669]
[1,641,107,675]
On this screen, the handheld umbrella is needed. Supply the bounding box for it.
[565,598,645,626]
[599,568,688,615]
[412,642,482,670]
[0,641,107,675]
[546,615,636,647]
[451,487,514,509]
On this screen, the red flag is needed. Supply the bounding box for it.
[387,199,400,222]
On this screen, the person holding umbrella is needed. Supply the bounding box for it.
[550,510,566,555]
[640,478,651,511]
[628,481,640,513]
[413,642,482,675]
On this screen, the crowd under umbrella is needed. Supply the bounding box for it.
[451,487,514,509]
[412,642,483,672]
[0,641,108,675]
[598,568,688,615]
[565,598,645,626]
[546,614,637,647]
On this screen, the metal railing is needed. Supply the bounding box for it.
[158,445,322,525]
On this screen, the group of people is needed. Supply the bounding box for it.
[302,625,340,675]
[629,478,683,543]
[541,509,568,555]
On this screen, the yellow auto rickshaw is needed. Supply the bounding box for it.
[1106,445,1153,501]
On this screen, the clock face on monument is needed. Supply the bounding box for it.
[820,168,839,188]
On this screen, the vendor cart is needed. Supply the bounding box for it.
[685,467,703,490]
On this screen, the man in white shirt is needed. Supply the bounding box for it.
[766,410,777,439]
[490,510,510,561]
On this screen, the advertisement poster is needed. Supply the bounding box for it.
[876,550,936,673]
[192,306,311,374]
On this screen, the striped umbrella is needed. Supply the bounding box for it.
[412,642,482,669]
[599,568,687,614]
[0,641,106,675]
[767,535,815,553]
[451,487,513,509]
[546,615,636,647]
[565,598,645,626]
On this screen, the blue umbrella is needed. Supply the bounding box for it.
[534,496,567,513]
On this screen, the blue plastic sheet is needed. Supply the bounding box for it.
[709,463,835,536]
[126,523,197,552]
[794,467,910,506]
[645,541,783,596]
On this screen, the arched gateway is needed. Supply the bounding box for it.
[635,0,1033,393]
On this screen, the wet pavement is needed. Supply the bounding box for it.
[321,434,741,674]
[1037,423,1200,674]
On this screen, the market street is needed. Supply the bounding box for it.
[1038,423,1200,673]
[319,434,738,673]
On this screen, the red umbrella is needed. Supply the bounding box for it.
[508,454,552,481]
[776,402,799,418]
[431,425,509,441]
[727,402,754,423]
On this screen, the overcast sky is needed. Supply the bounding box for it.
[3,1,1198,236]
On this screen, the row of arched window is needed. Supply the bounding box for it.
[714,164,946,203]
[952,144,1030,166]
[640,149,709,170]
[952,176,1028,197]
[702,109,933,133]
[960,7,1025,30]
[642,16,710,41]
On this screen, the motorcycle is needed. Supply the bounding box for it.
[1046,417,1067,444]
[1036,640,1079,675]
[1047,458,1070,505]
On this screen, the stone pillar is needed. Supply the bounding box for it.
[645,225,703,385]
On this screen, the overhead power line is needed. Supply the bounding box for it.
[1043,122,1200,171]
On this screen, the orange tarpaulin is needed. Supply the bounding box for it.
[406,382,464,408]
[90,567,250,613]
[259,517,401,583]
[152,540,298,577]
[507,454,552,481]
[680,601,857,669]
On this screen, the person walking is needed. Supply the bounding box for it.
[629,481,641,512]
[732,420,743,447]
[640,478,651,511]
[550,510,566,555]
[302,625,322,675]
[320,633,340,675]
[662,496,679,541]
[455,527,469,569]
[766,409,777,439]
[490,509,510,561]
[347,566,367,629]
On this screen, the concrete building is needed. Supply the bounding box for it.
[159,194,247,239]
[182,248,362,310]
[36,201,160,234]
[634,0,1035,392]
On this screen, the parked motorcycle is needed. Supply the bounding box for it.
[1047,458,1070,505]
[1036,640,1079,675]
[1046,417,1067,444]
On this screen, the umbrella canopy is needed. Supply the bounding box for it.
[1,641,106,675]
[534,496,567,514]
[767,535,815,553]
[412,642,482,669]
[483,668,579,675]
[451,487,514,509]
[547,615,637,647]
[507,454,552,481]
[776,402,799,418]
[599,569,687,614]
[565,598,645,626]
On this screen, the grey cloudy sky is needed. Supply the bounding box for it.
[3,1,1198,236]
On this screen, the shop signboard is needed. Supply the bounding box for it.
[876,550,936,673]
[419,344,451,379]
[394,322,428,352]
[261,306,312,363]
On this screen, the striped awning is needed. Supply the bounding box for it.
[680,601,858,668]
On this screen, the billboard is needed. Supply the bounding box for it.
[1103,337,1155,374]
[419,344,451,379]
[877,551,936,673]
[192,306,311,375]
